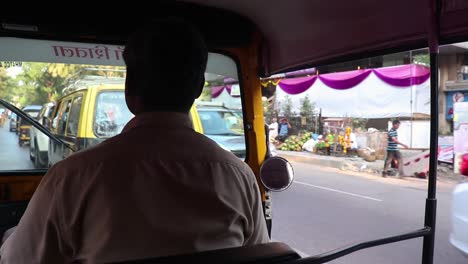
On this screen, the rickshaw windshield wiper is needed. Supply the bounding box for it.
[0,99,75,153]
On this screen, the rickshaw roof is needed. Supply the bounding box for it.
[184,0,468,75]
[1,1,467,76]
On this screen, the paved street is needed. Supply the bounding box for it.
[0,121,34,170]
[0,116,466,263]
[271,161,466,263]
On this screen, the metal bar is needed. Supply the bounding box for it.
[421,43,439,264]
[292,228,431,264]
[421,0,440,263]
[0,99,73,152]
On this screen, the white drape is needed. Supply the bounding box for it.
[275,73,430,118]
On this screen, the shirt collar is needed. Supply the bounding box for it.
[122,111,193,133]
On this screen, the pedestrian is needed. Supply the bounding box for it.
[276,117,291,142]
[382,120,408,177]
[268,117,278,143]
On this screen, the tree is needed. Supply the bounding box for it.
[299,95,316,132]
[0,68,17,102]
[281,95,294,118]
[413,54,430,66]
[351,117,368,131]
[16,63,125,106]
[300,95,314,117]
[198,87,212,101]
[263,96,277,123]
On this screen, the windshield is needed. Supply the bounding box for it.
[0,37,242,173]
[94,91,133,138]
[198,109,244,136]
[24,110,39,119]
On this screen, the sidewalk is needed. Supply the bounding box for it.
[276,150,383,174]
[276,150,464,183]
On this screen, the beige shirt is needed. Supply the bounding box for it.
[0,112,269,263]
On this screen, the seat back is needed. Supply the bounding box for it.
[112,242,301,264]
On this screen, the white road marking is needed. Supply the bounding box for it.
[294,181,383,202]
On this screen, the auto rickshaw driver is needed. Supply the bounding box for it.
[0,18,269,263]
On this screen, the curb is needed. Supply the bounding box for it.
[275,150,464,183]
[277,152,343,170]
[276,150,384,175]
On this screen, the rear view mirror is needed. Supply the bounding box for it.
[259,157,294,191]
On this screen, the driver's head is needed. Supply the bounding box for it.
[123,18,208,114]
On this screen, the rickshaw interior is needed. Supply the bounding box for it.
[0,0,467,263]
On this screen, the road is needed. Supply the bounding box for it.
[0,117,465,263]
[271,161,466,263]
[0,121,35,170]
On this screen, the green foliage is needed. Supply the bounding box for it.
[281,95,294,118]
[299,95,316,132]
[351,117,368,130]
[3,63,125,108]
[300,95,315,117]
[413,54,430,66]
[263,98,276,123]
[0,68,17,102]
[198,87,212,101]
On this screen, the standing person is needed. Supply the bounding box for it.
[0,18,269,263]
[276,117,291,142]
[268,117,278,143]
[350,128,358,150]
[382,120,408,177]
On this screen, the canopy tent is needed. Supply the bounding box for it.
[210,84,242,109]
[275,64,430,118]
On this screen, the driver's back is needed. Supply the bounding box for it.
[0,111,269,263]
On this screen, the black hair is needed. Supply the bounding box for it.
[392,119,401,125]
[123,17,208,112]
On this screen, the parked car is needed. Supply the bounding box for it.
[30,102,55,168]
[9,113,17,132]
[48,76,132,166]
[195,102,246,159]
[17,105,42,146]
[47,75,211,167]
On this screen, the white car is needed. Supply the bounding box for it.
[450,182,468,257]
[30,102,55,168]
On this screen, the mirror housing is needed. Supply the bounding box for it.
[259,157,294,192]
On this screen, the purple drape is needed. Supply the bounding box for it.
[277,64,430,94]
[211,85,241,98]
[211,86,225,98]
[277,76,317,94]
[373,64,430,87]
[319,69,372,90]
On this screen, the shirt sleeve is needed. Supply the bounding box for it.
[243,170,270,245]
[0,166,70,263]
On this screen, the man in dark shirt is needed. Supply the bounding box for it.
[383,120,408,177]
